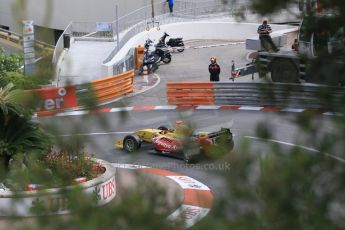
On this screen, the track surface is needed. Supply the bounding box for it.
[108,41,263,107]
[39,109,334,199]
[38,40,337,200]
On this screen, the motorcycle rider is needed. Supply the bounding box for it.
[208,56,221,82]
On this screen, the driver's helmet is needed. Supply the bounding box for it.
[175,120,184,126]
[198,133,208,138]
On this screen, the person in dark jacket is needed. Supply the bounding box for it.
[257,20,279,52]
[208,56,220,82]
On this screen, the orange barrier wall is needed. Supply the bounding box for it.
[91,70,134,102]
[166,82,215,105]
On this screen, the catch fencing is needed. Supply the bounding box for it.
[167,82,345,110]
[53,0,249,70]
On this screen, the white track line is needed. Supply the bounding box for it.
[244,136,345,163]
[58,131,133,137]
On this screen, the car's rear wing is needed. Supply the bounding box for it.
[208,128,232,138]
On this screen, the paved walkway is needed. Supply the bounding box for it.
[58,40,116,86]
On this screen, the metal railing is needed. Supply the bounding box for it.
[52,23,72,64]
[102,0,249,68]
[53,0,251,76]
[0,28,55,51]
[213,82,345,109]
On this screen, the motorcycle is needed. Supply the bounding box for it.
[138,40,161,75]
[145,39,172,64]
[157,32,185,53]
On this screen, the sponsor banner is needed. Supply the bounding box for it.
[167,204,210,228]
[166,176,210,190]
[0,194,70,216]
[96,22,112,32]
[29,86,78,111]
[85,176,116,205]
[0,176,116,216]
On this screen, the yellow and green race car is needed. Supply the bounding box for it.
[115,123,234,163]
[115,126,177,152]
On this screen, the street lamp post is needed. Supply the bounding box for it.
[146,0,160,31]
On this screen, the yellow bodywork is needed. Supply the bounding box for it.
[115,129,178,149]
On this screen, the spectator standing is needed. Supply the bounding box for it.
[208,56,221,82]
[167,0,174,14]
[257,20,279,52]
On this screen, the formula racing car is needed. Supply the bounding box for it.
[115,122,234,163]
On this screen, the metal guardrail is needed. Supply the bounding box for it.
[213,82,345,109]
[166,81,345,109]
[0,28,55,51]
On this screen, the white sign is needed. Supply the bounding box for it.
[96,22,112,32]
[24,53,35,59]
[23,41,34,48]
[24,59,36,65]
[22,20,36,74]
[23,35,34,42]
[24,47,35,53]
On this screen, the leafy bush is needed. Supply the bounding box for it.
[0,48,52,89]
[1,71,51,89]
[0,48,23,74]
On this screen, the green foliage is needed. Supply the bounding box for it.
[1,71,51,89]
[0,47,53,90]
[0,83,50,179]
[0,114,51,167]
[0,48,23,74]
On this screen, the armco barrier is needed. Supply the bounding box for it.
[29,70,134,116]
[0,28,55,51]
[167,82,345,109]
[91,70,134,102]
[166,82,214,105]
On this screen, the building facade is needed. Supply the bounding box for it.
[0,0,149,44]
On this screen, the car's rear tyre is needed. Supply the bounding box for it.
[183,143,199,164]
[123,135,141,153]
